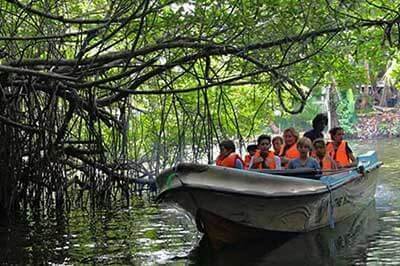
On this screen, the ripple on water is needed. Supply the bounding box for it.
[2,140,400,265]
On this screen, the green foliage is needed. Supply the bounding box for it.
[275,95,324,132]
[378,122,390,135]
[390,53,400,89]
[1,0,400,170]
[337,89,357,133]
[126,84,279,165]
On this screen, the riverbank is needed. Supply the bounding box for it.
[354,108,400,139]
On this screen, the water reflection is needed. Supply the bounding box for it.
[0,201,199,265]
[0,209,68,264]
[190,201,378,266]
[2,139,400,264]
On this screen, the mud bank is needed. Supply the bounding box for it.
[354,110,400,139]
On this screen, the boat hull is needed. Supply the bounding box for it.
[196,208,297,249]
[157,151,381,246]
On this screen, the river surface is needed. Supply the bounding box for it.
[1,138,400,265]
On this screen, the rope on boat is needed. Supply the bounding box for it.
[323,165,369,230]
[327,184,335,229]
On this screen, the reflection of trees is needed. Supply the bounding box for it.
[0,208,69,264]
[191,201,378,266]
[0,1,399,214]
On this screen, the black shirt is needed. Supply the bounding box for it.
[303,129,324,142]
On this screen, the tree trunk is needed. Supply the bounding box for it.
[0,118,15,217]
[379,84,389,107]
[328,80,340,129]
[359,86,370,109]
[359,61,372,109]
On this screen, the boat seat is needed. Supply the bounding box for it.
[254,168,323,180]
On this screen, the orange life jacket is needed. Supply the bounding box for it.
[216,152,244,168]
[315,155,335,170]
[244,154,252,169]
[280,144,300,167]
[326,141,350,167]
[252,150,276,169]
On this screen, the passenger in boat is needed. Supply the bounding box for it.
[272,136,284,156]
[312,138,338,170]
[327,127,358,168]
[244,143,257,169]
[288,137,320,170]
[303,113,328,142]
[280,127,300,168]
[216,139,244,169]
[249,134,281,170]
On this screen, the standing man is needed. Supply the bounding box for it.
[303,113,328,142]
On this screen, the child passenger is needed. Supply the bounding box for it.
[216,139,244,169]
[287,137,320,170]
[313,139,338,170]
[244,143,257,169]
[249,134,281,170]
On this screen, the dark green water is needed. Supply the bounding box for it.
[1,139,400,265]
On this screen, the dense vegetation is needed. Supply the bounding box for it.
[0,0,399,215]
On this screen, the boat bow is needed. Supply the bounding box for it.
[157,164,328,200]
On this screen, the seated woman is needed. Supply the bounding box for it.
[272,136,284,156]
[312,139,338,170]
[280,127,301,168]
[249,134,281,170]
[216,139,244,169]
[288,137,320,170]
[244,143,257,169]
[327,127,358,168]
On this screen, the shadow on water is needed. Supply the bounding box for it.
[2,139,398,264]
[0,208,69,265]
[189,201,378,266]
[0,201,199,265]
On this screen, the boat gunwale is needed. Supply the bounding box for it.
[157,172,368,202]
[156,161,382,202]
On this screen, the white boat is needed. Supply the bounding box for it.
[156,151,382,247]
